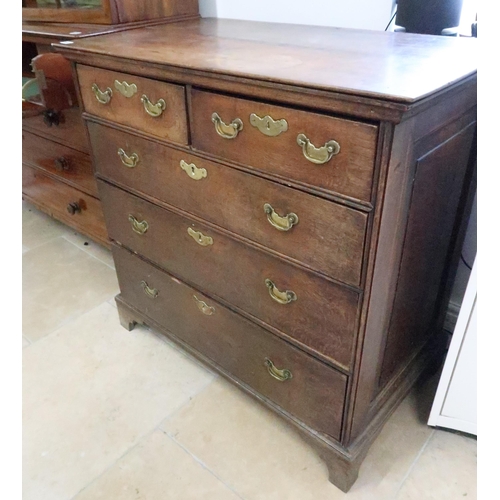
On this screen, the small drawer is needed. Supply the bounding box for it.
[98,181,360,371]
[191,89,378,203]
[113,243,347,441]
[22,164,108,246]
[23,131,98,197]
[77,64,188,144]
[89,122,367,286]
[22,107,89,154]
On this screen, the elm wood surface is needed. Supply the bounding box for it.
[98,180,360,372]
[22,130,98,197]
[190,89,378,204]
[77,65,188,143]
[88,122,367,286]
[56,19,477,492]
[112,243,348,441]
[22,164,109,247]
[54,18,476,103]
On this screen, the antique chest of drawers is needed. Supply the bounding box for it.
[55,19,477,491]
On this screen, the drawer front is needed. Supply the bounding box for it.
[191,89,378,203]
[22,107,89,153]
[23,131,98,197]
[113,243,347,440]
[99,181,359,370]
[89,122,367,286]
[77,64,188,144]
[22,164,108,245]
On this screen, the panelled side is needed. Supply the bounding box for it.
[347,79,477,445]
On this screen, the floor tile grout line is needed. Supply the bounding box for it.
[68,380,216,499]
[157,377,216,430]
[61,234,116,270]
[68,424,162,500]
[392,429,435,499]
[22,297,117,347]
[163,431,247,500]
[22,233,68,255]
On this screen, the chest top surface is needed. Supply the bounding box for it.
[53,18,476,103]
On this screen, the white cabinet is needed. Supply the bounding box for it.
[428,259,477,435]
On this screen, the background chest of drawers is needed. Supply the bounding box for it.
[55,19,477,492]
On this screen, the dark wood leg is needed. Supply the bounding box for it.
[115,295,138,331]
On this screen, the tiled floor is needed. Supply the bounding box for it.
[22,201,477,500]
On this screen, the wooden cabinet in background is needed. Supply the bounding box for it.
[22,0,200,246]
[55,19,476,492]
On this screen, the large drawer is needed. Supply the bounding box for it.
[191,89,378,203]
[22,164,108,246]
[77,65,188,144]
[23,131,98,197]
[89,122,367,286]
[99,181,359,370]
[113,243,348,441]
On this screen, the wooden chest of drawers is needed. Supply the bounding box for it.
[55,19,477,492]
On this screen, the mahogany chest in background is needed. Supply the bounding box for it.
[22,0,200,246]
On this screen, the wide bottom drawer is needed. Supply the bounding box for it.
[22,164,108,247]
[113,243,347,441]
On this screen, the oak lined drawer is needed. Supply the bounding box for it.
[22,164,108,245]
[89,122,367,286]
[99,180,359,370]
[113,243,347,440]
[23,131,98,197]
[77,65,188,144]
[190,89,378,203]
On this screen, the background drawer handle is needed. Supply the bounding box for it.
[265,358,293,382]
[193,295,215,315]
[141,280,158,299]
[297,133,340,164]
[91,83,112,104]
[67,202,81,215]
[118,148,139,168]
[187,227,213,246]
[128,214,149,235]
[114,80,137,98]
[263,203,298,231]
[141,95,166,117]
[54,156,70,172]
[180,160,207,180]
[265,278,297,305]
[212,112,243,139]
[250,113,288,137]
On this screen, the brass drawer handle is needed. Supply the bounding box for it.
[118,148,139,168]
[91,83,112,104]
[263,203,298,232]
[193,295,215,315]
[114,80,137,98]
[249,113,288,137]
[128,214,149,235]
[296,133,340,165]
[180,159,207,180]
[265,358,292,382]
[265,278,297,305]
[141,280,158,299]
[187,227,213,246]
[212,112,243,139]
[141,94,166,117]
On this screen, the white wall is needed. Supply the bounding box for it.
[199,0,396,31]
